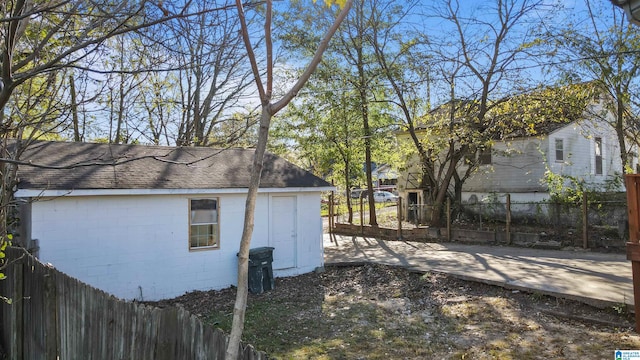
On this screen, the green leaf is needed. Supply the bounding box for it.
[314,0,347,8]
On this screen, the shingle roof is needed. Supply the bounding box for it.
[413,82,600,140]
[15,141,331,190]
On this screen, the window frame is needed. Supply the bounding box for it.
[478,146,492,165]
[189,198,220,251]
[555,138,564,162]
[595,137,603,175]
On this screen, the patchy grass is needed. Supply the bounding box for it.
[153,264,640,359]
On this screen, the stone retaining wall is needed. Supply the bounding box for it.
[332,223,561,249]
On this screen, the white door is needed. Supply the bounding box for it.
[270,196,297,269]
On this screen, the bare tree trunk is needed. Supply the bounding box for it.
[227,107,272,357]
[115,74,126,144]
[114,39,126,145]
[69,75,81,142]
[361,90,377,226]
[431,153,459,226]
[345,160,353,224]
[616,86,630,172]
[354,2,377,226]
[226,1,352,358]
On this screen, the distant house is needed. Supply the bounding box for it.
[14,141,332,301]
[460,116,626,203]
[397,87,632,217]
[372,164,399,190]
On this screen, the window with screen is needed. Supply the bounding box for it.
[189,198,219,250]
[555,138,564,162]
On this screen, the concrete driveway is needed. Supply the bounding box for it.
[323,233,633,308]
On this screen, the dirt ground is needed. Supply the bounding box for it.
[152,263,640,359]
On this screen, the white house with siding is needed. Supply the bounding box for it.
[14,141,332,301]
[397,91,632,218]
[460,116,625,203]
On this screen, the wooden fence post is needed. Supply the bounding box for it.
[583,192,588,249]
[397,197,402,240]
[446,198,451,241]
[506,194,512,245]
[625,174,640,332]
[328,193,334,235]
[359,198,364,235]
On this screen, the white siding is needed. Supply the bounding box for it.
[463,119,623,197]
[548,119,622,186]
[29,192,324,301]
[463,137,548,193]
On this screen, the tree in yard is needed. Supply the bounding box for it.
[227,0,352,358]
[167,0,256,147]
[136,66,179,145]
[273,72,365,174]
[271,68,366,223]
[277,0,404,226]
[66,0,254,146]
[0,0,195,281]
[364,0,436,219]
[552,0,640,174]
[100,34,152,144]
[396,0,557,225]
[333,0,382,225]
[270,44,401,223]
[68,70,104,142]
[208,110,260,148]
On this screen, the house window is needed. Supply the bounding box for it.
[595,137,603,175]
[478,146,492,165]
[555,138,564,162]
[189,198,219,250]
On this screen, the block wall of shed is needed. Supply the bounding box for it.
[26,192,323,301]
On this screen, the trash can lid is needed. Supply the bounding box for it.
[249,246,275,254]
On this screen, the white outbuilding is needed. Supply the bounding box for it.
[15,141,332,301]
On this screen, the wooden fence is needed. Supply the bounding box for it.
[329,193,628,250]
[0,247,266,360]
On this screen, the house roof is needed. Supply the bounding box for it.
[408,82,601,140]
[371,164,399,180]
[15,141,331,191]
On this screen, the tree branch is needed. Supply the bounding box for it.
[236,0,267,104]
[272,0,353,114]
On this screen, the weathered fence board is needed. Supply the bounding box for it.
[0,247,266,360]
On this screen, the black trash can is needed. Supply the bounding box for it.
[247,247,275,294]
